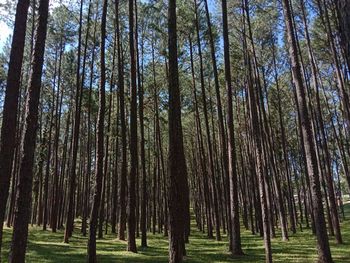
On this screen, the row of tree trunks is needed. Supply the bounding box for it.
[281,0,333,261]
[1,0,347,263]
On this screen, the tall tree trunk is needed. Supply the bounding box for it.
[281,0,333,261]
[98,24,116,240]
[128,0,138,253]
[317,0,350,131]
[116,0,127,241]
[194,0,221,241]
[43,94,54,231]
[111,92,120,234]
[167,0,189,261]
[138,20,147,249]
[189,37,213,239]
[221,0,243,256]
[271,39,289,241]
[336,0,350,71]
[299,0,342,243]
[51,35,64,233]
[82,3,98,236]
[203,0,230,242]
[0,0,30,257]
[64,0,84,243]
[9,0,49,261]
[244,38,272,263]
[87,0,107,261]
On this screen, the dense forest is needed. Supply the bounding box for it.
[0,0,349,262]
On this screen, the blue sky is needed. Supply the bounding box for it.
[0,0,219,50]
[0,0,67,49]
[0,0,12,48]
[0,20,11,47]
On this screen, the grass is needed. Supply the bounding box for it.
[1,204,350,262]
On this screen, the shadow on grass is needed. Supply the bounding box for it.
[1,203,350,262]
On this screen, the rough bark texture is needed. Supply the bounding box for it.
[87,0,107,261]
[167,0,189,261]
[9,0,49,261]
[0,0,30,258]
[116,0,127,241]
[221,0,243,256]
[282,0,333,262]
[128,0,138,253]
[337,0,350,71]
[137,9,148,248]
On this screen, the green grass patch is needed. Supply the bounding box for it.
[1,204,350,262]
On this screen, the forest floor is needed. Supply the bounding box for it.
[1,203,350,263]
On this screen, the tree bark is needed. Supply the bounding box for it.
[194,0,221,241]
[116,0,127,241]
[281,0,333,261]
[9,0,49,261]
[87,0,107,261]
[138,21,147,249]
[221,0,243,256]
[167,0,189,261]
[64,0,84,243]
[299,0,342,244]
[127,0,138,252]
[336,0,350,71]
[0,0,30,257]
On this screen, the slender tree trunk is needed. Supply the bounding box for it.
[281,0,333,261]
[64,0,84,243]
[336,0,350,71]
[51,36,64,233]
[189,37,213,239]
[167,0,189,261]
[138,22,147,249]
[221,0,243,256]
[299,0,342,243]
[98,25,116,240]
[271,39,289,241]
[87,0,107,261]
[317,0,350,130]
[43,95,54,231]
[245,42,272,263]
[127,0,138,252]
[116,0,127,241]
[0,0,30,257]
[9,0,49,261]
[202,0,229,241]
[82,4,98,236]
[194,0,221,241]
[111,95,120,234]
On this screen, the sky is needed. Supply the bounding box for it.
[0,0,219,50]
[0,0,66,49]
[0,21,11,47]
[0,0,12,48]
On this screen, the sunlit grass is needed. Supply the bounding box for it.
[1,203,350,262]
